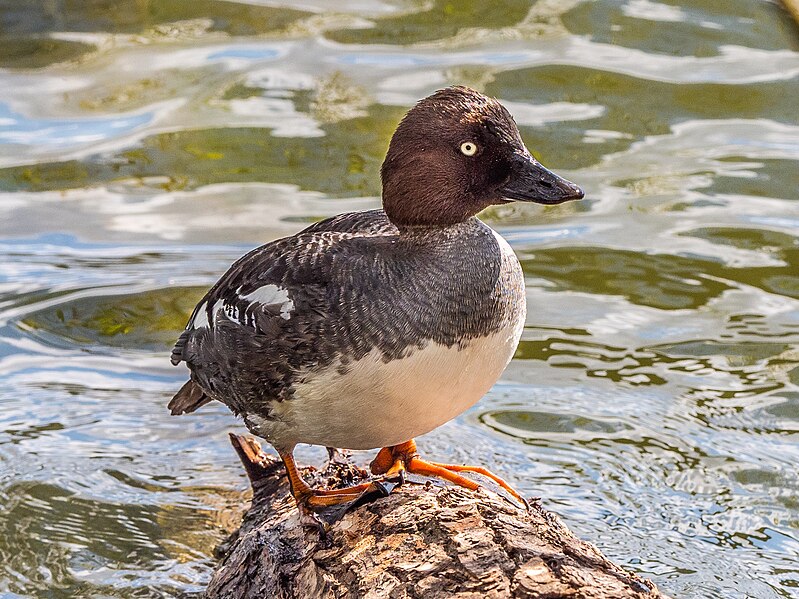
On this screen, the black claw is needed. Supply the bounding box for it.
[298,506,329,539]
[387,469,406,486]
[494,489,532,512]
[316,521,328,543]
[347,480,395,512]
[347,493,377,511]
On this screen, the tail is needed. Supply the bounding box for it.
[168,379,213,415]
[171,329,191,366]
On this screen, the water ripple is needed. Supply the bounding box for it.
[0,1,797,597]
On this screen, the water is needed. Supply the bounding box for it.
[0,1,797,597]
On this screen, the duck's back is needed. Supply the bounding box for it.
[170,209,525,449]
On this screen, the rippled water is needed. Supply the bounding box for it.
[0,1,798,597]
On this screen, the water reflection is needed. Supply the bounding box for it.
[0,1,310,37]
[20,287,204,351]
[0,101,153,148]
[563,0,799,57]
[326,0,531,45]
[0,105,403,195]
[0,0,797,598]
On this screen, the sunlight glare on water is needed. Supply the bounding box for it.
[0,1,798,597]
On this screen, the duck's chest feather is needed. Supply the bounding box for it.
[255,312,524,450]
[176,211,525,446]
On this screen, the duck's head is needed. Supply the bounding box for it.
[381,86,584,227]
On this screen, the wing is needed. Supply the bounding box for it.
[172,209,395,364]
[169,209,400,410]
[169,209,505,415]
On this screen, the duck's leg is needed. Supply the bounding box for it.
[277,450,389,514]
[370,439,529,509]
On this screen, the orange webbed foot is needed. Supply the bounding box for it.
[370,439,529,510]
[278,449,392,532]
[280,438,529,534]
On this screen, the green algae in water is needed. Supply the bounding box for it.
[0,104,406,195]
[20,287,205,351]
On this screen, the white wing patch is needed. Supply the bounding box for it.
[189,301,209,329]
[212,298,226,325]
[190,285,294,330]
[238,284,294,320]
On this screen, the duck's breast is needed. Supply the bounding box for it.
[266,314,524,450]
[245,225,526,450]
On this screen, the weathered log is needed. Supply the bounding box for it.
[206,434,668,599]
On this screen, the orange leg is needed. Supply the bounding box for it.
[370,439,529,509]
[278,450,388,511]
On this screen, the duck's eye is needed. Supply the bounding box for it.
[460,141,478,156]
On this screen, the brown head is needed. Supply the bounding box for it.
[381,86,584,228]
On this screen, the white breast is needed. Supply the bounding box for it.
[252,313,525,450]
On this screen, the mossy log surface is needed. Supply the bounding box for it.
[206,434,669,599]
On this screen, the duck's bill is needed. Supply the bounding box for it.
[499,154,584,205]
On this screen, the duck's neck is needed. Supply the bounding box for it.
[393,216,483,238]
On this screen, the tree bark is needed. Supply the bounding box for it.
[206,434,669,599]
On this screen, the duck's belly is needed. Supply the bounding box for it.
[250,318,524,450]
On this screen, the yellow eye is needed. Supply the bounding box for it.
[460,141,478,156]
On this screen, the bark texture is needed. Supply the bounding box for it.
[206,435,668,599]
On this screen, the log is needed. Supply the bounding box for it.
[206,434,669,599]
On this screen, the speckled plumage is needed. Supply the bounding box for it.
[171,209,525,448]
[169,86,583,459]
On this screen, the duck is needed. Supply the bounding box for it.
[169,86,583,525]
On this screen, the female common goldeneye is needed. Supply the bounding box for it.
[169,86,583,523]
